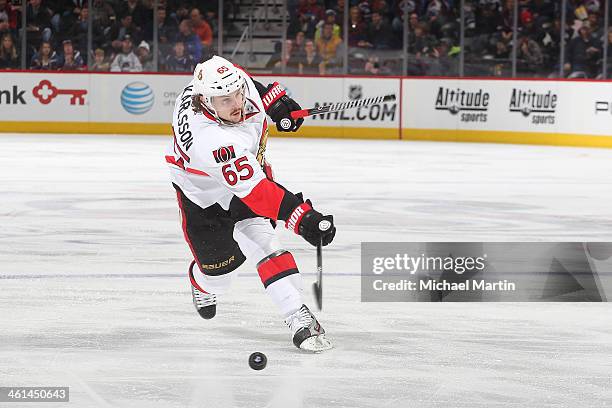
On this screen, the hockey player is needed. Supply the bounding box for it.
[165,55,336,352]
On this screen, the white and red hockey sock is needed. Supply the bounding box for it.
[189,260,233,294]
[233,218,304,316]
[257,251,303,317]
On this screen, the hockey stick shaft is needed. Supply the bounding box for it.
[313,240,323,311]
[291,94,396,120]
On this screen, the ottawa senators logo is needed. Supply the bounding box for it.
[212,145,236,163]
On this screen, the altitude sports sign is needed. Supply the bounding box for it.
[402,78,612,146]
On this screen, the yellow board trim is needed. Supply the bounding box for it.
[269,125,398,139]
[403,128,612,148]
[0,122,399,139]
[0,121,172,135]
[2,121,612,148]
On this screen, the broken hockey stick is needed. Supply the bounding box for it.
[290,94,396,120]
[312,240,323,311]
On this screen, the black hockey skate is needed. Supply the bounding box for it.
[189,261,217,319]
[191,285,217,319]
[284,305,332,352]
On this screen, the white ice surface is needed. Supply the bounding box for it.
[2,134,612,407]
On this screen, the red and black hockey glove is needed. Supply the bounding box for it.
[285,198,336,247]
[261,82,304,132]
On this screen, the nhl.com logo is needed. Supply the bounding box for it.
[121,82,155,115]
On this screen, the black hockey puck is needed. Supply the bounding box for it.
[248,352,267,370]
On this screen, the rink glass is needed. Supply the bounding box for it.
[6,0,610,79]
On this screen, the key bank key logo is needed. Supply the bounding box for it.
[121,82,154,114]
[32,80,87,105]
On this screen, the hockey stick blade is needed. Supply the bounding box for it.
[313,241,323,311]
[291,94,396,120]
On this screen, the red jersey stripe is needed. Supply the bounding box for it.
[166,155,210,176]
[240,178,285,220]
[186,167,210,176]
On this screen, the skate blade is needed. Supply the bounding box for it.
[299,335,333,353]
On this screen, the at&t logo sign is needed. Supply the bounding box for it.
[121,82,154,114]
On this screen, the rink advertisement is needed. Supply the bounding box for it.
[1,72,612,147]
[402,78,612,147]
[256,75,400,139]
[0,72,399,139]
[361,243,612,301]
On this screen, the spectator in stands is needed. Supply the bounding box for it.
[172,3,189,25]
[314,9,340,42]
[266,39,287,71]
[604,27,612,78]
[409,22,435,56]
[267,39,299,73]
[0,32,18,69]
[426,38,457,76]
[408,12,419,31]
[357,0,373,22]
[176,19,202,62]
[189,7,212,49]
[50,0,85,36]
[392,0,417,33]
[493,35,511,59]
[298,39,324,75]
[425,0,452,39]
[474,1,504,37]
[564,24,601,78]
[364,11,394,49]
[586,12,603,40]
[90,47,110,71]
[57,39,84,70]
[155,6,177,62]
[26,0,53,46]
[164,40,195,72]
[519,9,539,38]
[30,40,59,69]
[364,55,381,74]
[517,35,544,73]
[136,40,153,71]
[299,0,324,22]
[316,22,343,72]
[531,0,555,25]
[204,9,217,37]
[91,0,115,30]
[293,30,306,61]
[157,6,178,43]
[490,25,513,57]
[110,34,142,72]
[287,8,318,38]
[109,14,141,47]
[348,6,368,47]
[67,6,89,57]
[118,0,148,33]
[0,0,19,37]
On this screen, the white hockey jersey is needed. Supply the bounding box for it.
[165,75,270,212]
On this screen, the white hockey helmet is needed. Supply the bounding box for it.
[192,55,247,124]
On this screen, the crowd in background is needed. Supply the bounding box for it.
[1,0,611,78]
[0,0,217,72]
[274,0,612,77]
